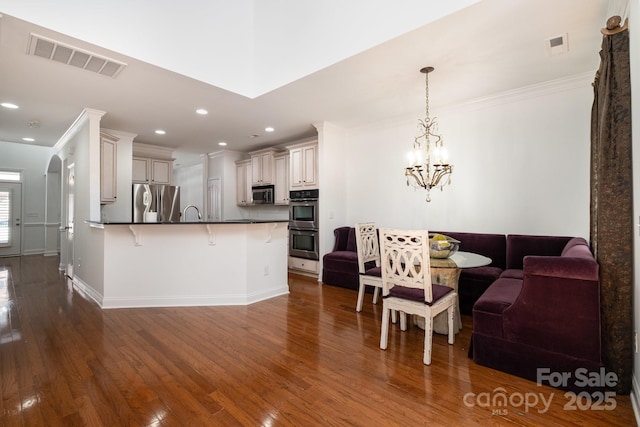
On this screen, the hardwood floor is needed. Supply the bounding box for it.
[0,255,636,426]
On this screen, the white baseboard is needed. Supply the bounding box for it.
[22,249,44,255]
[71,276,104,308]
[102,285,290,309]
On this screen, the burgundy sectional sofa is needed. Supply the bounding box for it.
[469,235,603,391]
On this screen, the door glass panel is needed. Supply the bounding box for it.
[0,171,20,181]
[0,189,11,246]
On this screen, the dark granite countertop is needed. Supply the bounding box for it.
[86,219,288,227]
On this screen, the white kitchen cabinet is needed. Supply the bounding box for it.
[132,157,173,185]
[132,157,149,182]
[250,148,278,185]
[151,159,172,184]
[274,152,289,205]
[236,159,253,205]
[288,141,318,190]
[100,132,119,204]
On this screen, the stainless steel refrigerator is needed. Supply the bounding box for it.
[132,184,180,223]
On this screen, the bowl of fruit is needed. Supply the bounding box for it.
[429,233,460,258]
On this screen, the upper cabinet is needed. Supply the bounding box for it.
[132,157,173,185]
[132,157,149,182]
[288,141,318,190]
[274,152,289,205]
[132,142,175,185]
[100,132,119,204]
[250,148,279,185]
[236,159,253,206]
[150,159,172,184]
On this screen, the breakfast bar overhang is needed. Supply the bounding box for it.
[80,220,289,309]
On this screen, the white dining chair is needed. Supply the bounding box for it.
[378,228,457,365]
[355,222,383,312]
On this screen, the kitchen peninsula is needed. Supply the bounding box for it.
[81,220,289,309]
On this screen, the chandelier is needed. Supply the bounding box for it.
[405,66,453,202]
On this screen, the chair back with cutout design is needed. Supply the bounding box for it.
[379,228,434,303]
[355,222,381,274]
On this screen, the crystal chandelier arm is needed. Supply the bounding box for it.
[405,166,427,188]
[429,165,453,189]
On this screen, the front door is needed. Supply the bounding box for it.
[0,182,22,257]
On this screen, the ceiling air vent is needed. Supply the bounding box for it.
[545,33,569,56]
[27,33,126,78]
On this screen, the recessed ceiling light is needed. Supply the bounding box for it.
[196,108,208,115]
[1,102,19,109]
[265,126,275,132]
[155,129,166,135]
[22,137,35,142]
[218,141,227,146]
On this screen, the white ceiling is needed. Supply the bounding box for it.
[0,0,612,166]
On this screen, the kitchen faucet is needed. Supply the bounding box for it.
[182,204,202,222]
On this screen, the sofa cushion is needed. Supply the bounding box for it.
[346,228,358,252]
[524,254,598,281]
[561,237,591,258]
[323,250,358,269]
[499,269,524,280]
[462,266,503,282]
[474,278,523,314]
[363,266,381,277]
[332,227,352,251]
[457,266,504,315]
[433,231,507,269]
[472,278,522,338]
[506,234,572,269]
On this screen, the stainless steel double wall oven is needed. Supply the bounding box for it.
[288,189,319,260]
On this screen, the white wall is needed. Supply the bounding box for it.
[54,109,106,296]
[0,140,55,255]
[317,122,347,269]
[100,129,136,223]
[208,150,242,221]
[174,162,204,220]
[331,73,593,239]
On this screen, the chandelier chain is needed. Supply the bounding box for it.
[404,66,453,202]
[425,71,430,123]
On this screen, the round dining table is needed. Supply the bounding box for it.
[416,251,492,335]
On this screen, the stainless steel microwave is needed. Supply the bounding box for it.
[251,185,274,204]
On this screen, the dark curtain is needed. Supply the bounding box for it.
[590,27,632,395]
